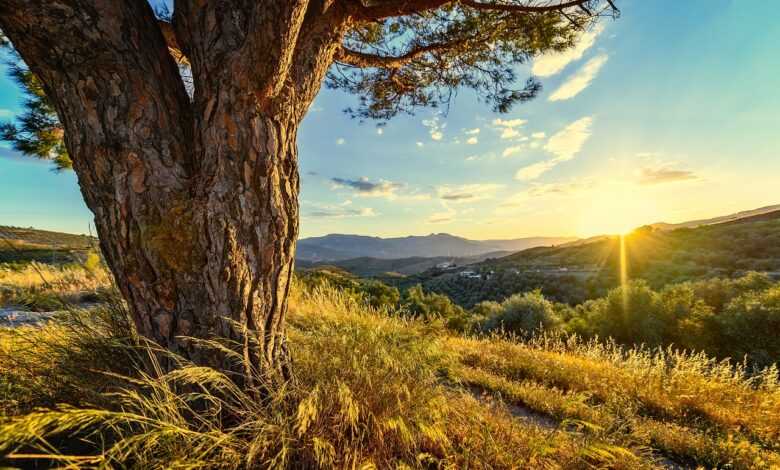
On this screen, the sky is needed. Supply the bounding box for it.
[1,0,778,239]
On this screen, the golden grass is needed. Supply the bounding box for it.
[445,335,780,469]
[0,276,777,468]
[0,261,111,310]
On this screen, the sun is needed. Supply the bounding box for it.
[575,185,660,237]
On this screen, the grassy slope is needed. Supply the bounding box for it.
[0,265,778,468]
[0,226,95,265]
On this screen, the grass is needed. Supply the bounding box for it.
[0,261,110,311]
[0,267,778,469]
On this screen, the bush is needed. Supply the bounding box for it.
[716,286,780,367]
[481,291,560,336]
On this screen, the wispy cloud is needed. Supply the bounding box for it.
[336,137,345,145]
[532,24,604,77]
[427,207,456,224]
[464,128,480,135]
[331,177,402,198]
[437,183,503,203]
[638,165,699,185]
[549,53,609,101]
[466,136,478,145]
[502,145,523,158]
[514,116,593,181]
[0,109,15,118]
[305,201,377,218]
[514,161,558,181]
[544,116,593,161]
[331,176,431,201]
[498,179,596,213]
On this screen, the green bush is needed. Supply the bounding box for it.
[716,286,780,367]
[481,291,560,336]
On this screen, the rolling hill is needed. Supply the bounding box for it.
[399,209,780,307]
[296,251,510,277]
[648,204,780,231]
[0,225,96,264]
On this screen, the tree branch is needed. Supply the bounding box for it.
[350,0,616,20]
[335,39,466,68]
[350,0,451,21]
[460,0,591,13]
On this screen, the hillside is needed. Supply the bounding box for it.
[296,250,510,277]
[403,210,780,307]
[0,225,95,265]
[297,233,576,261]
[648,204,780,231]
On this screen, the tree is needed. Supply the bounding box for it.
[0,0,618,379]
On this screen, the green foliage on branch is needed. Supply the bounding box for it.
[0,54,70,170]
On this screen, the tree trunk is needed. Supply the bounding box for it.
[100,114,300,379]
[0,0,346,380]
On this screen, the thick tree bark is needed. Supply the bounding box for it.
[0,0,345,380]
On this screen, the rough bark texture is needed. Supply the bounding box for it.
[0,0,348,379]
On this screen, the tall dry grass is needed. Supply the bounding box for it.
[0,261,111,310]
[0,281,656,469]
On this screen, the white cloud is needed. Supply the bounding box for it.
[500,128,520,140]
[416,141,424,147]
[544,116,593,162]
[423,115,446,141]
[492,117,527,140]
[464,128,481,135]
[493,118,526,128]
[376,128,384,135]
[466,136,478,145]
[336,137,345,145]
[514,116,593,181]
[437,183,503,203]
[549,53,609,101]
[502,145,524,158]
[515,161,558,181]
[465,155,478,161]
[532,132,546,139]
[532,24,604,77]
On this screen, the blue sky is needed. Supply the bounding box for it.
[1,0,778,238]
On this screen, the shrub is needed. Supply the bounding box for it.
[482,290,560,336]
[716,286,780,367]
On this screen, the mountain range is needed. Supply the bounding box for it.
[296,233,577,262]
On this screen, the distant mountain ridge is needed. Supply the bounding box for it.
[297,233,578,262]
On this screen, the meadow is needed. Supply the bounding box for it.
[1,263,779,469]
